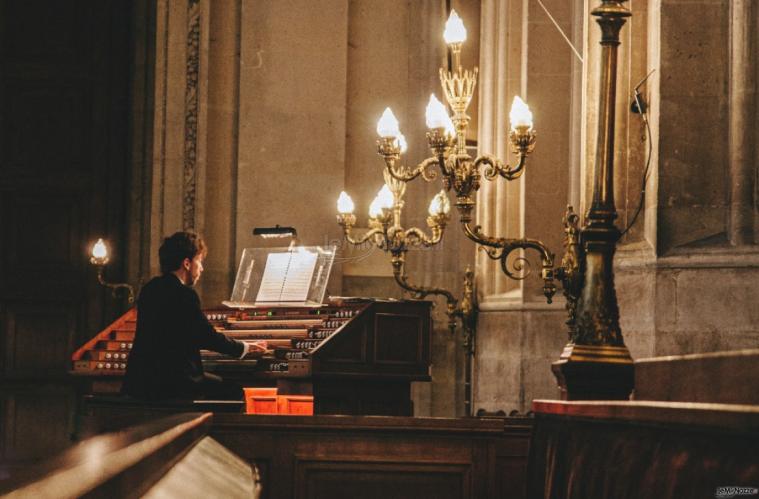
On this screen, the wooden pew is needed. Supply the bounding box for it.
[0,413,260,499]
[527,400,759,499]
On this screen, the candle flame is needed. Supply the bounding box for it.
[337,191,355,214]
[376,107,401,138]
[509,96,533,130]
[92,238,108,259]
[444,9,467,45]
[428,190,451,216]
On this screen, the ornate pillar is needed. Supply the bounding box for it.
[552,0,634,401]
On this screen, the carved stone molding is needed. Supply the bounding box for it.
[183,0,200,231]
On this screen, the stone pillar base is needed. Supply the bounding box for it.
[551,343,634,400]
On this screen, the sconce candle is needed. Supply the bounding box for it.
[376,107,401,138]
[90,238,109,266]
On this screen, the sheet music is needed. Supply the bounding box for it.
[280,251,318,301]
[255,251,318,303]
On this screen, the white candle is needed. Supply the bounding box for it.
[376,107,401,138]
[444,10,467,45]
[337,191,355,214]
[509,96,533,130]
[92,238,108,259]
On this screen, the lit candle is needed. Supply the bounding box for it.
[509,96,533,130]
[425,94,449,129]
[92,238,108,259]
[443,9,467,45]
[396,133,408,154]
[428,195,441,216]
[337,191,355,214]
[376,107,401,138]
[368,197,383,218]
[377,185,394,210]
[428,190,451,216]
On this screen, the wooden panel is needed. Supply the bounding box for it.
[320,324,367,363]
[373,313,422,365]
[0,0,131,470]
[1,385,76,462]
[210,414,531,499]
[6,194,84,271]
[295,460,470,499]
[4,304,76,376]
[2,84,91,173]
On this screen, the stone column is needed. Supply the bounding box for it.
[728,0,756,246]
[474,0,577,413]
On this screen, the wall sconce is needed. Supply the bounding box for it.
[89,238,135,304]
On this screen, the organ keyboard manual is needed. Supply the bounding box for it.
[72,245,432,415]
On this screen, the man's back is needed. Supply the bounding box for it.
[122,274,242,400]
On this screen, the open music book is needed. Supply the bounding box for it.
[224,245,336,307]
[255,250,318,303]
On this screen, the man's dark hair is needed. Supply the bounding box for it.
[159,231,207,274]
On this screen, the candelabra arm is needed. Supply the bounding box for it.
[403,223,444,248]
[475,153,528,182]
[461,221,557,302]
[96,266,135,304]
[338,215,387,247]
[384,156,441,183]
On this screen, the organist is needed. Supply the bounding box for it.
[122,231,264,401]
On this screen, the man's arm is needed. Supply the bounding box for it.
[186,292,245,358]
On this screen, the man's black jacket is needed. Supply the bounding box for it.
[122,273,244,400]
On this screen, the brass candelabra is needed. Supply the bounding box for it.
[337,169,479,414]
[375,10,557,302]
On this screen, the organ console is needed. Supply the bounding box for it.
[72,298,432,415]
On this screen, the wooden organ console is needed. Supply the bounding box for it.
[72,299,432,416]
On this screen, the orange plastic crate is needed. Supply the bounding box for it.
[277,395,314,415]
[244,388,278,414]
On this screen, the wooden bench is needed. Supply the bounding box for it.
[76,394,245,438]
[0,412,260,498]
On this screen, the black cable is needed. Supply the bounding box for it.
[619,90,653,238]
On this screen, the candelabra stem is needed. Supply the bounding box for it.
[391,254,457,329]
[552,0,634,401]
[96,266,135,304]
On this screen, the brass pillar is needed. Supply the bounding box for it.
[551,0,634,400]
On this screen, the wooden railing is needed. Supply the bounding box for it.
[528,400,759,499]
[0,413,259,498]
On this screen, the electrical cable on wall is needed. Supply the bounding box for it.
[620,69,656,237]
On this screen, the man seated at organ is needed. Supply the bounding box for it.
[122,231,263,401]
